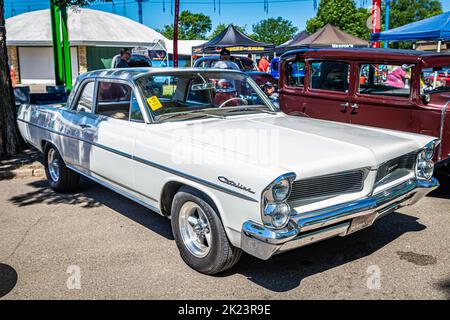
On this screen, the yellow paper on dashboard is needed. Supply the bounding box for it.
[147,96,163,111]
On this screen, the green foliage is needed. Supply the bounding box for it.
[251,17,298,46]
[159,10,212,40]
[209,23,248,40]
[306,0,371,40]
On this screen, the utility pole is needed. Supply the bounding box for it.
[173,0,179,67]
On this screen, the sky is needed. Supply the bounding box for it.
[3,0,450,35]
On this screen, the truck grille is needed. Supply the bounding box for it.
[288,170,364,202]
[375,152,416,185]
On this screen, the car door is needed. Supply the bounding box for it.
[350,62,415,131]
[79,79,140,190]
[301,59,353,123]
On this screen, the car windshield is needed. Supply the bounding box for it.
[135,71,275,122]
[421,66,450,93]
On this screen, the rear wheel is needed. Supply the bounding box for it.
[171,186,241,274]
[44,144,80,192]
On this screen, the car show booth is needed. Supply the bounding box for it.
[370,11,450,52]
[192,24,275,56]
[277,24,368,52]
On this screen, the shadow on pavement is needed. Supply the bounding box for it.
[221,212,426,292]
[8,178,173,240]
[0,263,18,298]
[0,148,43,181]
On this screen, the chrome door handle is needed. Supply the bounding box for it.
[340,102,349,113]
[351,103,359,109]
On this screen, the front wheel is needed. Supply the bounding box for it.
[171,186,241,274]
[44,144,80,192]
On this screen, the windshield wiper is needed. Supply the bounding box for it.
[221,106,277,115]
[157,109,226,122]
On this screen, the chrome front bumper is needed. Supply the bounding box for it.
[241,177,439,260]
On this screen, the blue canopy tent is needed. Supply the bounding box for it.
[370,11,450,51]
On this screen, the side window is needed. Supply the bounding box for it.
[359,63,412,97]
[96,81,132,120]
[186,79,211,104]
[286,60,306,87]
[310,61,350,92]
[75,81,94,112]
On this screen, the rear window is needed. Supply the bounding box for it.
[359,63,412,97]
[310,61,350,92]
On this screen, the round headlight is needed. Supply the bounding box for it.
[264,202,291,228]
[416,155,434,180]
[272,178,291,202]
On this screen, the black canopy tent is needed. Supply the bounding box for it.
[192,25,275,55]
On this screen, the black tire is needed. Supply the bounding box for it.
[44,144,80,193]
[171,186,242,275]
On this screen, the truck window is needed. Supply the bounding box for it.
[358,64,412,97]
[75,81,95,112]
[96,81,132,120]
[286,60,305,87]
[310,61,350,92]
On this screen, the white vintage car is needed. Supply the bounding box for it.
[17,68,439,274]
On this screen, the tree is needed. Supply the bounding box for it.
[160,11,212,40]
[251,17,298,46]
[209,23,248,40]
[1,0,22,156]
[382,0,442,31]
[306,0,371,40]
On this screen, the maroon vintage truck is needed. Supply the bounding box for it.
[279,48,450,169]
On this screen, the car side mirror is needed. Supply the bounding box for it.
[421,93,431,105]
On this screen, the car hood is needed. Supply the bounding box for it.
[171,113,433,180]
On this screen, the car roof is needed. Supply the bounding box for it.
[79,67,245,82]
[281,47,450,61]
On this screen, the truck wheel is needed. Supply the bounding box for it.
[171,186,241,275]
[44,144,80,192]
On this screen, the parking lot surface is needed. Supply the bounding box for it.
[0,175,449,299]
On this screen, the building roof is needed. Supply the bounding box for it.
[5,8,205,55]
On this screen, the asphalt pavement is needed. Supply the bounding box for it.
[0,174,449,299]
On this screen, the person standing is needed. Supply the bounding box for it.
[258,55,270,72]
[211,49,240,70]
[116,48,131,68]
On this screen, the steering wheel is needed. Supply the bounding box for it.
[218,97,248,108]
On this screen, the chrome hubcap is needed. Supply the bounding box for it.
[47,148,60,182]
[179,201,212,258]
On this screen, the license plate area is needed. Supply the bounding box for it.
[347,212,378,234]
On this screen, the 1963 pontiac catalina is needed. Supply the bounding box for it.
[17,68,439,274]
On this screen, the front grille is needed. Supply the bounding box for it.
[375,152,416,184]
[288,170,364,203]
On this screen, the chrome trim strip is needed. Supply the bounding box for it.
[66,164,161,213]
[438,101,450,161]
[19,119,258,203]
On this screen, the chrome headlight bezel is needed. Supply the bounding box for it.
[415,140,439,180]
[261,173,296,229]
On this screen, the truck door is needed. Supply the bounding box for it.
[350,62,415,132]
